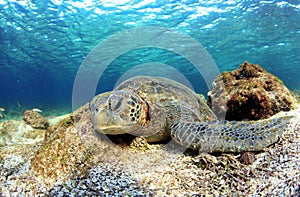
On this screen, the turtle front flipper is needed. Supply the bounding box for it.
[170,116,292,153]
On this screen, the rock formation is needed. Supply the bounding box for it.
[208,62,297,120]
[23,110,49,129]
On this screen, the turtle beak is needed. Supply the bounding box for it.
[91,109,125,134]
[94,109,111,126]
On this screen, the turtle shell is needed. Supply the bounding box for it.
[115,76,216,123]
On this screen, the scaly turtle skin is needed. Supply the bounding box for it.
[90,76,291,153]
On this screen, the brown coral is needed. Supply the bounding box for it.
[208,62,297,120]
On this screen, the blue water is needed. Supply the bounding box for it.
[0,0,299,118]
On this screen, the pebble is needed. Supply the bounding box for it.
[47,165,154,196]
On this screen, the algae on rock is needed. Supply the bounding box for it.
[208,62,297,120]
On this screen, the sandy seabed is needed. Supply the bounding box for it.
[0,106,299,196]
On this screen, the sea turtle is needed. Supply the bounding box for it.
[90,76,291,153]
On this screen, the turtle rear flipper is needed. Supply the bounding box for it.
[170,116,292,153]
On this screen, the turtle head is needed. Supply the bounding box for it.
[90,90,149,135]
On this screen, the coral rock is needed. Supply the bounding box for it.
[23,110,49,129]
[208,62,297,120]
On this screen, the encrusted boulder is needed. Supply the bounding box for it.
[23,110,49,129]
[208,62,297,120]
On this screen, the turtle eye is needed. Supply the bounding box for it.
[113,97,123,110]
[108,95,123,111]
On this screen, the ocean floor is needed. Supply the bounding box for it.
[0,90,299,196]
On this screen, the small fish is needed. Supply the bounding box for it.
[32,108,43,113]
[0,108,5,112]
[0,113,3,118]
[17,102,22,107]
